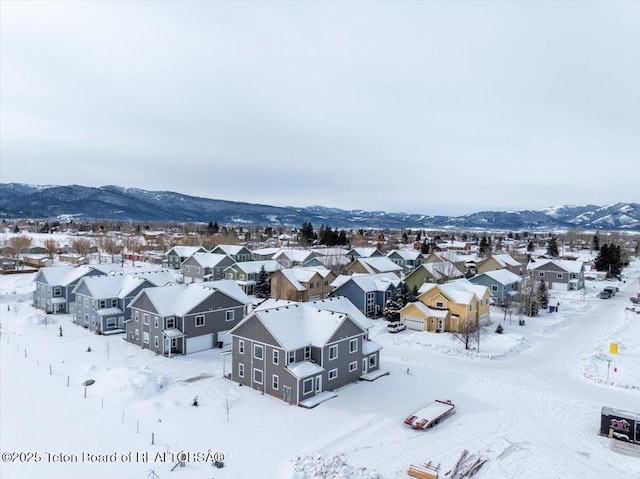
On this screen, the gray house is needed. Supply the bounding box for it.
[330,273,402,317]
[210,245,253,262]
[181,253,235,283]
[468,269,522,305]
[526,259,585,291]
[229,296,383,406]
[165,246,207,269]
[386,249,424,272]
[32,263,123,314]
[72,270,175,333]
[125,280,251,356]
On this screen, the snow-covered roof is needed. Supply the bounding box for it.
[166,246,204,257]
[97,307,123,316]
[213,244,247,255]
[405,301,448,318]
[287,361,325,379]
[387,249,422,261]
[354,257,402,274]
[414,262,463,280]
[526,259,584,273]
[348,247,381,257]
[226,260,282,275]
[251,247,281,257]
[362,339,382,355]
[279,267,332,291]
[490,254,522,268]
[475,269,523,285]
[308,296,374,330]
[188,252,231,268]
[34,264,123,286]
[162,328,184,338]
[331,273,401,293]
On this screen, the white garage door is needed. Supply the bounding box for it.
[404,316,425,331]
[186,334,213,354]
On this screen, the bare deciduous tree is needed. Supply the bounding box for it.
[452,319,481,351]
[72,238,93,257]
[43,238,59,258]
[8,235,32,269]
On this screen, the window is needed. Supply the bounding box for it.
[349,338,358,353]
[253,368,263,384]
[143,313,149,325]
[328,369,338,380]
[99,300,106,309]
[317,281,321,288]
[469,304,473,311]
[166,317,175,328]
[53,287,61,296]
[272,374,279,390]
[135,329,139,340]
[196,267,200,274]
[491,285,498,292]
[238,363,244,378]
[430,318,435,324]
[302,378,313,395]
[185,266,190,272]
[106,318,116,328]
[92,300,96,310]
[273,350,279,365]
[154,336,159,348]
[304,346,311,359]
[143,331,149,344]
[538,272,544,277]
[135,310,139,322]
[154,317,159,328]
[324,280,328,286]
[226,310,234,322]
[369,355,377,368]
[310,282,314,289]
[254,344,263,360]
[238,339,245,354]
[111,299,117,307]
[436,301,444,308]
[288,350,295,364]
[84,314,89,324]
[84,298,88,307]
[195,315,204,327]
[329,344,338,360]
[557,273,563,279]
[349,361,358,372]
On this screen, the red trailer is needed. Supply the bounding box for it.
[404,400,455,429]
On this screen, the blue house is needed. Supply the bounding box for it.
[468,269,522,305]
[330,273,402,317]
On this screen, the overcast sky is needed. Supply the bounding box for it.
[1,1,638,216]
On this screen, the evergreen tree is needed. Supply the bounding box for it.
[547,237,559,257]
[421,240,430,254]
[594,243,623,278]
[402,232,409,244]
[254,266,270,298]
[382,291,403,321]
[479,236,489,256]
[527,240,535,252]
[592,232,600,252]
[495,323,504,334]
[300,222,314,246]
[537,280,549,309]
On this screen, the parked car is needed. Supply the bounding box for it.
[603,286,618,296]
[387,321,406,333]
[599,291,612,299]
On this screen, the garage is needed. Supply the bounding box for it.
[186,333,213,354]
[404,316,425,331]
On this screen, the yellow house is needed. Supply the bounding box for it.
[400,280,491,333]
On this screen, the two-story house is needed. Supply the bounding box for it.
[403,260,464,290]
[165,246,207,270]
[32,263,123,314]
[345,257,403,277]
[400,280,491,332]
[224,260,282,295]
[72,270,175,333]
[345,247,383,259]
[210,245,253,263]
[270,267,336,302]
[125,280,251,356]
[526,259,585,291]
[386,249,424,272]
[181,253,235,283]
[476,253,524,276]
[468,269,522,306]
[272,249,319,268]
[330,273,402,317]
[229,297,383,406]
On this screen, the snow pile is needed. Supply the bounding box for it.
[290,453,379,479]
[97,367,167,400]
[27,313,58,326]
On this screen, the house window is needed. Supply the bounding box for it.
[154,317,159,328]
[304,346,311,359]
[106,318,116,328]
[317,281,321,288]
[349,361,358,372]
[571,273,577,279]
[53,287,61,296]
[538,272,544,277]
[238,363,244,378]
[309,282,314,289]
[302,378,313,395]
[185,266,190,273]
[254,344,264,360]
[491,285,498,292]
[324,280,328,286]
[240,274,245,280]
[196,267,200,274]
[556,273,563,279]
[226,310,234,322]
[273,350,279,365]
[288,350,295,364]
[253,368,263,385]
[84,314,89,324]
[135,329,139,340]
[329,344,338,360]
[328,369,338,380]
[436,301,444,308]
[349,338,358,353]
[369,355,377,368]
[99,300,106,309]
[143,332,149,344]
[111,299,117,307]
[135,310,139,322]
[195,315,204,327]
[166,317,175,328]
[143,313,149,325]
[92,300,96,310]
[430,318,435,324]
[272,374,279,390]
[238,340,245,354]
[154,336,159,348]
[469,304,473,311]
[84,298,89,307]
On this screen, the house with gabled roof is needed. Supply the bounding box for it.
[32,263,123,314]
[165,246,207,269]
[72,270,176,333]
[126,280,251,356]
[404,260,464,290]
[181,252,235,283]
[210,244,253,263]
[526,259,585,291]
[224,260,282,295]
[330,273,402,317]
[270,266,336,302]
[345,257,403,277]
[251,247,281,261]
[476,253,524,276]
[400,280,490,332]
[228,297,384,406]
[469,269,522,305]
[272,249,319,268]
[386,249,424,272]
[346,247,383,259]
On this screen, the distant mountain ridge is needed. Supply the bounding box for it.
[0,183,638,231]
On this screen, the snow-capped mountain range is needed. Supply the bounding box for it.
[0,183,638,231]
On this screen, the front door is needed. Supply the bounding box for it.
[362,358,368,374]
[437,318,445,331]
[315,375,322,393]
[282,386,292,402]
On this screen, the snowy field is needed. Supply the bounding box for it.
[1,264,640,479]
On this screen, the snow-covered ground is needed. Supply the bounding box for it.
[1,264,640,479]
